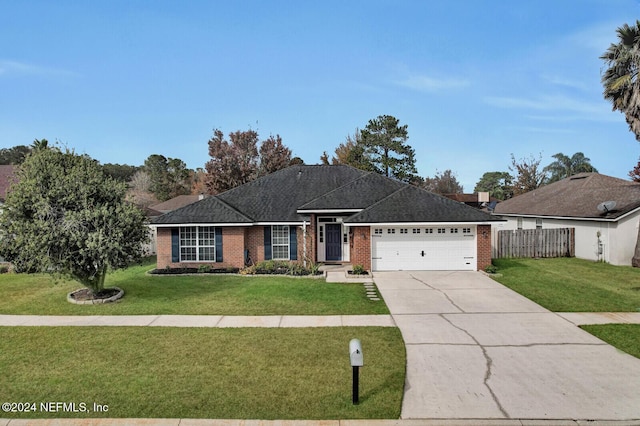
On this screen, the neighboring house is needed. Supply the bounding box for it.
[444,192,496,210]
[146,195,206,255]
[150,194,206,214]
[493,173,640,266]
[152,165,501,272]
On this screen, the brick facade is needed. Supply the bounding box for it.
[244,226,264,266]
[476,224,492,271]
[157,223,492,272]
[349,226,371,271]
[156,227,246,270]
[157,225,307,270]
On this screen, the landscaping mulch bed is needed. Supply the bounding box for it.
[148,267,240,275]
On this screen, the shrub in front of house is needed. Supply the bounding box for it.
[149,266,240,275]
[241,260,321,276]
[484,264,498,274]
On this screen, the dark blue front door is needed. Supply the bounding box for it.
[325,224,342,261]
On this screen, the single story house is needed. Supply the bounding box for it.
[152,165,502,271]
[493,173,640,266]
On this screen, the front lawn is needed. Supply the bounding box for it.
[581,324,640,359]
[0,258,388,315]
[491,258,640,312]
[0,326,405,419]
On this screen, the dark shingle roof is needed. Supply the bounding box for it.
[216,165,368,222]
[152,164,502,226]
[494,173,640,220]
[153,165,368,225]
[346,185,500,223]
[153,195,253,224]
[298,172,406,211]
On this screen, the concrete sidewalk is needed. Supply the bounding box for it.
[0,314,395,328]
[1,312,637,327]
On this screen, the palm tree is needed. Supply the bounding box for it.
[600,20,640,141]
[544,152,598,183]
[601,21,640,268]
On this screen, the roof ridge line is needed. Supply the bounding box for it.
[297,171,374,209]
[210,195,255,222]
[345,184,411,221]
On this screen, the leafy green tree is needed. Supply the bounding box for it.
[601,20,640,141]
[0,145,31,165]
[360,115,417,181]
[102,163,139,183]
[543,152,598,183]
[0,148,149,296]
[31,138,49,151]
[474,171,513,200]
[144,154,190,201]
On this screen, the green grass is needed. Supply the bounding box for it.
[491,257,640,312]
[0,258,388,315]
[0,326,405,419]
[581,324,640,359]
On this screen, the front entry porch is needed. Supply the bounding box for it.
[315,217,350,263]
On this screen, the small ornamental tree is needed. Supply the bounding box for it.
[0,148,149,296]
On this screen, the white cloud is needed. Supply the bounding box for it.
[542,74,590,92]
[396,74,470,92]
[484,94,614,121]
[0,60,78,78]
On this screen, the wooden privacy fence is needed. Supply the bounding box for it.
[497,228,575,259]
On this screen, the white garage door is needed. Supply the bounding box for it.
[371,226,476,271]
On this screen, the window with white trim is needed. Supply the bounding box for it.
[412,228,421,234]
[387,228,396,234]
[272,225,290,260]
[400,228,408,234]
[437,228,446,234]
[462,228,471,234]
[180,226,216,262]
[450,228,458,234]
[374,228,383,234]
[425,228,433,234]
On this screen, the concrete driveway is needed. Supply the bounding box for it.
[373,271,640,421]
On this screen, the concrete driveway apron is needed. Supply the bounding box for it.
[373,271,640,421]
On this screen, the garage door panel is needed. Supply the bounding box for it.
[372,226,476,271]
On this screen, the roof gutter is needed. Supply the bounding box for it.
[494,206,640,223]
[343,220,504,227]
[151,223,253,228]
[296,209,362,214]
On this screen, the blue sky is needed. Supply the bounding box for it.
[1,0,639,190]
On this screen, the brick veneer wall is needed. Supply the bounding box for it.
[156,227,173,269]
[350,226,371,271]
[244,226,264,265]
[157,224,310,270]
[156,226,246,269]
[476,224,492,271]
